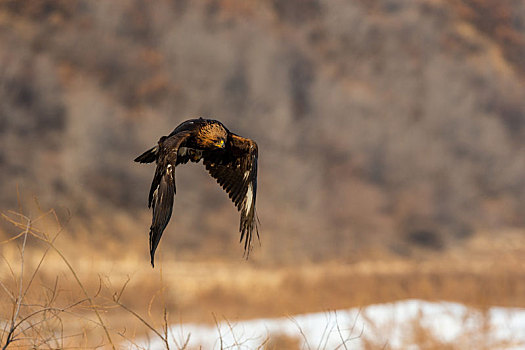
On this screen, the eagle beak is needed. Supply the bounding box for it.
[217,139,225,148]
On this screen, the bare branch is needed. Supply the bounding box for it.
[113,297,169,349]
[114,275,131,303]
[179,333,191,350]
[318,311,335,350]
[212,313,224,350]
[288,315,312,350]
[0,279,15,303]
[39,234,116,349]
[2,217,31,350]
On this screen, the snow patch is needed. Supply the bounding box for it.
[139,299,525,349]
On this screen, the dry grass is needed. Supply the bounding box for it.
[0,209,177,349]
[1,207,525,348]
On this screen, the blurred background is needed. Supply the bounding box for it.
[1,0,525,347]
[2,0,525,261]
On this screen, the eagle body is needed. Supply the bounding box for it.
[135,118,259,266]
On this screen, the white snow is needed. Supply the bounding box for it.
[140,299,525,349]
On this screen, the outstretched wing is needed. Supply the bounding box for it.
[147,131,193,266]
[203,134,259,256]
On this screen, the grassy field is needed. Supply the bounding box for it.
[1,210,525,348]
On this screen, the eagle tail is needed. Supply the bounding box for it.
[135,146,159,163]
[149,164,176,267]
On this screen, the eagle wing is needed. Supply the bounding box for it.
[146,130,193,267]
[203,133,259,256]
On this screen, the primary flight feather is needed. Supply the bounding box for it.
[135,118,259,267]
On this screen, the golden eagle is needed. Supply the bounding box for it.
[135,118,259,266]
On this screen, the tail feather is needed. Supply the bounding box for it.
[135,146,158,163]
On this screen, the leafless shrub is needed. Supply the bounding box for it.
[0,209,116,349]
[0,207,186,349]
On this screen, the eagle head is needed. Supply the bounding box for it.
[198,122,228,149]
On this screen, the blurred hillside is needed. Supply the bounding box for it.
[1,0,524,263]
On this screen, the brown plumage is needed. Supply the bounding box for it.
[135,118,259,267]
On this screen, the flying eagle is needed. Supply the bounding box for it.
[135,118,259,266]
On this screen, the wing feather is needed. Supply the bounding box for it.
[149,165,175,266]
[203,134,259,256]
[146,130,193,266]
